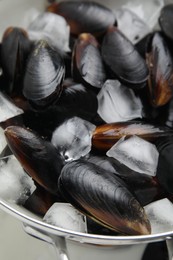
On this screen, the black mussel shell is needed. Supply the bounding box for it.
[0,27,31,94]
[72,33,106,89]
[23,40,65,110]
[101,27,148,89]
[59,160,151,235]
[59,79,98,121]
[86,155,165,206]
[155,136,173,194]
[92,120,173,151]
[146,32,173,107]
[4,126,64,195]
[24,184,63,216]
[159,4,173,42]
[47,1,116,36]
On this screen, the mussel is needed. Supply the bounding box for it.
[86,155,166,206]
[92,121,173,151]
[0,27,31,95]
[155,136,173,194]
[4,126,64,195]
[101,27,149,89]
[159,4,173,42]
[72,33,106,89]
[146,32,173,107]
[59,159,151,235]
[47,1,116,36]
[23,40,65,110]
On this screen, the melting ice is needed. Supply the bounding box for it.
[0,91,23,123]
[97,80,143,123]
[51,117,96,162]
[145,199,173,234]
[28,12,70,52]
[43,203,87,233]
[0,155,36,204]
[107,135,159,176]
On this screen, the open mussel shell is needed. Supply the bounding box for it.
[59,160,151,235]
[4,126,64,195]
[101,27,149,89]
[72,33,106,89]
[92,120,173,151]
[146,32,173,107]
[47,1,116,36]
[159,4,173,42]
[23,40,65,110]
[0,27,31,94]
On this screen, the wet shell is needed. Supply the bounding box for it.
[72,33,106,88]
[92,121,173,151]
[23,40,65,109]
[146,32,173,107]
[59,160,151,235]
[159,4,173,42]
[4,126,64,195]
[155,136,173,194]
[0,27,31,94]
[101,27,148,88]
[47,1,116,36]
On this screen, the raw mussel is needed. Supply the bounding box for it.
[4,126,64,195]
[0,27,31,95]
[155,136,173,194]
[72,33,106,89]
[59,159,151,235]
[146,32,173,107]
[23,40,65,110]
[159,4,173,42]
[47,1,116,36]
[87,155,166,206]
[101,27,149,89]
[92,120,173,151]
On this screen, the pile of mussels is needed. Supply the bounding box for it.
[1,1,173,236]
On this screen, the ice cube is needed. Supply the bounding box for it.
[114,8,150,44]
[43,203,87,233]
[144,198,173,234]
[51,117,96,162]
[0,127,7,155]
[0,155,36,204]
[0,91,23,123]
[97,80,143,123]
[107,135,159,176]
[28,12,70,52]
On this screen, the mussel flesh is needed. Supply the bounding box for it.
[59,159,151,235]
